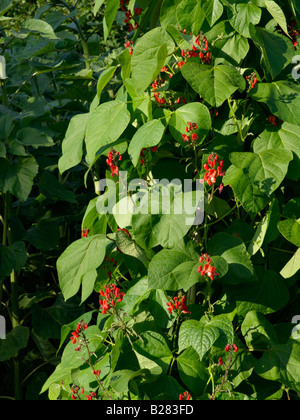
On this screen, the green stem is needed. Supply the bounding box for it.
[198,204,237,231]
[228,98,243,146]
[10,270,19,329]
[0,79,8,107]
[71,17,90,69]
[2,193,10,246]
[187,284,196,305]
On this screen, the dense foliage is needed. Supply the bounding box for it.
[0,0,300,401]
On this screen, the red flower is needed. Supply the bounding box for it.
[70,331,79,344]
[197,253,219,281]
[203,153,225,187]
[181,121,198,143]
[134,7,142,15]
[106,149,122,177]
[225,343,238,353]
[82,228,89,238]
[167,294,190,315]
[269,115,277,127]
[99,283,126,314]
[179,391,191,400]
[70,321,88,344]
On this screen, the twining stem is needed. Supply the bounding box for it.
[210,352,233,400]
[80,332,112,400]
[228,98,244,146]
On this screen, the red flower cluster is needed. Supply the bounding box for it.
[181,33,211,65]
[276,19,300,49]
[203,153,225,191]
[152,77,166,106]
[140,145,158,166]
[179,391,191,400]
[106,148,122,177]
[99,283,125,314]
[70,385,97,400]
[120,0,129,11]
[70,385,85,400]
[181,121,198,143]
[246,73,258,89]
[225,343,238,353]
[70,321,88,345]
[86,391,97,401]
[197,253,218,281]
[120,1,141,32]
[82,228,89,238]
[166,294,190,315]
[124,39,133,55]
[269,115,277,127]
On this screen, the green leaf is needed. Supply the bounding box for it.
[181,63,246,107]
[93,0,105,15]
[103,0,119,41]
[228,3,262,38]
[250,26,294,79]
[202,0,223,27]
[17,127,54,148]
[248,204,272,256]
[148,248,199,291]
[283,198,300,219]
[177,347,209,395]
[39,172,77,204]
[160,0,181,28]
[208,232,254,284]
[169,102,211,144]
[213,33,249,67]
[228,267,290,317]
[0,156,38,202]
[58,113,90,174]
[97,66,117,101]
[265,1,288,35]
[255,341,300,394]
[242,311,279,351]
[277,218,300,247]
[85,100,130,163]
[57,235,107,300]
[280,248,300,279]
[116,229,149,268]
[253,122,300,181]
[132,213,159,249]
[250,81,300,127]
[176,0,205,34]
[178,319,220,360]
[223,149,293,216]
[128,120,165,166]
[131,27,174,94]
[22,19,58,40]
[0,0,12,16]
[202,314,234,347]
[0,242,27,280]
[0,326,29,361]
